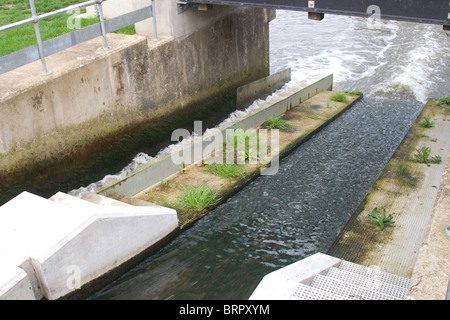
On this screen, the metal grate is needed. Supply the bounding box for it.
[311,274,400,300]
[290,283,352,300]
[338,260,410,288]
[326,267,408,299]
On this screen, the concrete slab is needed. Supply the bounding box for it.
[249,253,341,300]
[0,266,35,300]
[0,192,95,267]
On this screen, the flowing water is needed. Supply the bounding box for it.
[88,11,449,300]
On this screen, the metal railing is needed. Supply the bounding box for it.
[0,0,158,76]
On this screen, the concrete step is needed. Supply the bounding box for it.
[310,274,401,300]
[290,282,354,300]
[338,260,410,289]
[326,267,408,299]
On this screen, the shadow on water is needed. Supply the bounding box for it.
[89,97,423,300]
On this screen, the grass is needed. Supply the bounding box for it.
[411,146,442,164]
[345,90,364,97]
[437,97,450,105]
[397,161,406,175]
[225,129,263,163]
[418,117,434,128]
[330,92,348,103]
[205,163,247,179]
[176,185,216,211]
[369,208,395,231]
[0,0,135,57]
[263,116,290,130]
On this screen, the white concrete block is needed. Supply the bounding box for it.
[249,253,341,300]
[0,266,35,300]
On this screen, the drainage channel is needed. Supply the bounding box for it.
[88,97,422,300]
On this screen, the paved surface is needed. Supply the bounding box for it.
[328,101,450,300]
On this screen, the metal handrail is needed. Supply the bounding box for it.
[0,0,158,76]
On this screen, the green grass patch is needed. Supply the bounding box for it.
[418,117,434,128]
[176,185,216,212]
[437,97,450,105]
[205,163,247,179]
[330,92,348,103]
[263,116,290,130]
[345,90,364,97]
[0,0,135,57]
[411,146,442,164]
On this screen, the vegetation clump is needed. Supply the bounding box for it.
[206,163,247,179]
[418,117,434,128]
[263,116,290,130]
[177,185,216,211]
[345,90,364,97]
[411,146,441,164]
[330,93,348,103]
[437,97,450,105]
[369,208,395,231]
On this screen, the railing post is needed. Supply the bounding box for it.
[29,0,51,75]
[151,0,159,41]
[97,0,111,50]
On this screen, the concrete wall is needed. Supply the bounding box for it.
[0,4,272,179]
[0,191,178,300]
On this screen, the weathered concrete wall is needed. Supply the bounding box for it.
[0,5,272,180]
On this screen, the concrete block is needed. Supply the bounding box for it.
[0,266,35,300]
[0,191,178,299]
[249,253,341,300]
[34,204,178,299]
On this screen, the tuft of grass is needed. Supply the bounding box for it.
[263,116,290,130]
[437,97,450,105]
[411,146,442,164]
[345,90,364,97]
[177,185,216,211]
[418,117,434,128]
[397,161,406,176]
[330,93,348,103]
[206,163,247,179]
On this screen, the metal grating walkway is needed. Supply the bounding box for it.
[289,259,410,300]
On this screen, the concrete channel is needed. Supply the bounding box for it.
[1,73,365,299]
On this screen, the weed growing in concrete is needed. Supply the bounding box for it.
[225,129,262,163]
[263,116,290,130]
[437,97,450,105]
[418,117,434,128]
[177,185,216,211]
[397,161,406,175]
[411,146,442,164]
[369,208,395,231]
[345,90,364,97]
[206,163,247,179]
[330,93,348,103]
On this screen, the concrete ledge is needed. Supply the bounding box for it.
[249,253,341,300]
[0,191,178,300]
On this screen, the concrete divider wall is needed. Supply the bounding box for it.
[0,5,272,180]
[99,74,334,197]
